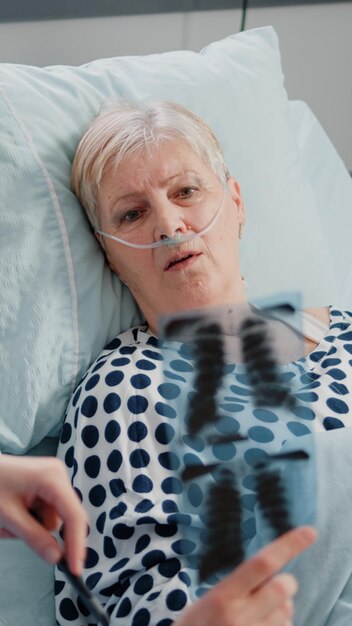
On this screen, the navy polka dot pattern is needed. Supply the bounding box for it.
[56,308,352,625]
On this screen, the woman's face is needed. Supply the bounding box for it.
[97,140,246,333]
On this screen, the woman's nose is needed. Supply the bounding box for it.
[153,201,189,241]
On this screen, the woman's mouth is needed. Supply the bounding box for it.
[164,252,201,271]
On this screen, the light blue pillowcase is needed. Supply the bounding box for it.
[0,26,339,454]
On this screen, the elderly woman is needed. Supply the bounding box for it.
[55,100,352,626]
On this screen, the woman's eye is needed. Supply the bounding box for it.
[178,187,197,198]
[121,209,141,223]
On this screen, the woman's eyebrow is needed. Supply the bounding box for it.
[160,169,203,186]
[110,191,143,205]
[106,192,139,216]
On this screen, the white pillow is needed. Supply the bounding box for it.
[288,99,352,306]
[0,26,335,453]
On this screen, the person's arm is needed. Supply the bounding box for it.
[0,454,88,575]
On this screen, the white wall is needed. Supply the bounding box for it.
[0,2,351,168]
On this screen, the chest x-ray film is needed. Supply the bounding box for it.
[159,295,316,587]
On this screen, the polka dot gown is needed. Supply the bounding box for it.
[55,307,352,625]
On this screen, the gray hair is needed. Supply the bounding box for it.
[71,99,230,227]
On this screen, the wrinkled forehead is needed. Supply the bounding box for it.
[101,138,216,192]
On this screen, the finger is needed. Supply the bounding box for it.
[241,574,296,623]
[61,508,88,577]
[214,526,317,598]
[1,503,62,563]
[0,528,16,539]
[30,499,62,532]
[40,477,88,576]
[259,600,293,626]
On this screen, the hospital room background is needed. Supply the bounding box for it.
[1,2,352,626]
[0,1,351,170]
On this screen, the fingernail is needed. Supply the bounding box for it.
[287,579,298,597]
[301,526,318,544]
[280,574,298,597]
[44,546,62,564]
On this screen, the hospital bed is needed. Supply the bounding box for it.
[1,25,352,626]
